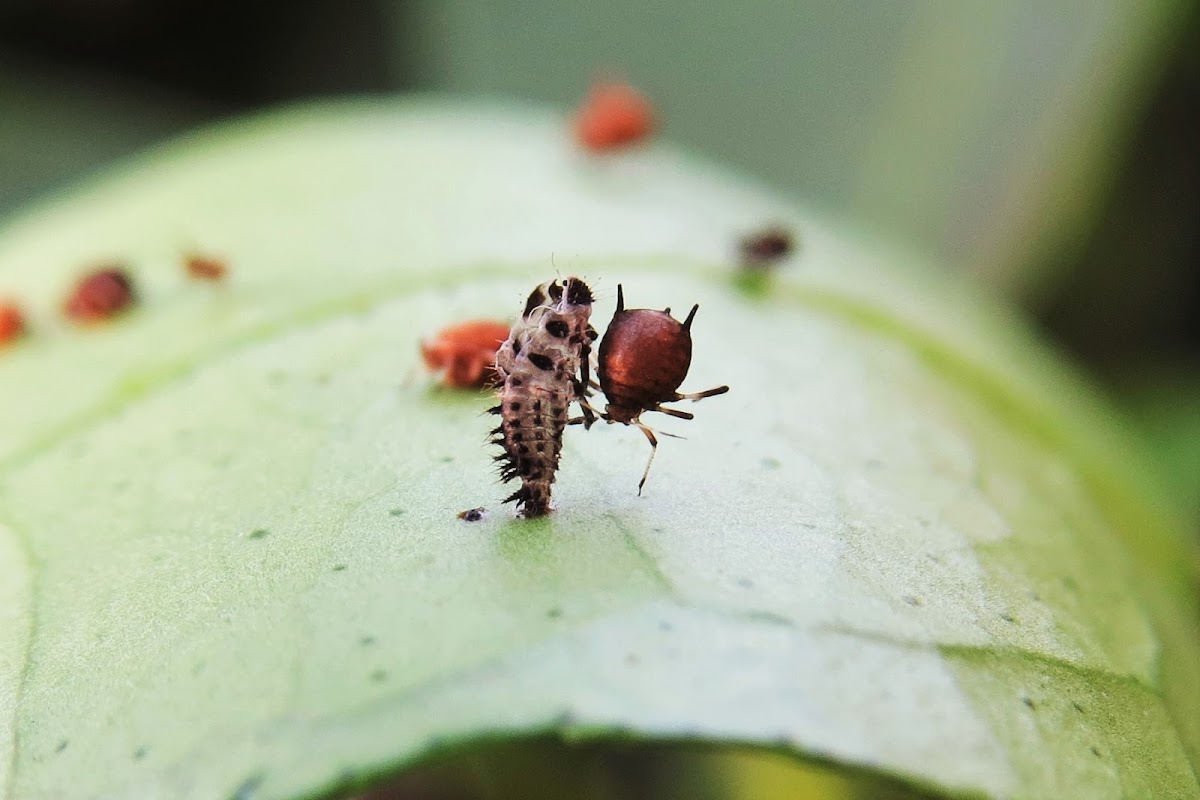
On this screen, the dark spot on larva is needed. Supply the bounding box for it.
[509,401,522,411]
[528,352,554,371]
[247,529,269,540]
[1000,612,1016,623]
[1022,696,1036,710]
[360,636,375,646]
[736,577,754,589]
[1073,701,1085,714]
[370,669,388,683]
[512,339,522,355]
[532,399,543,412]
[569,333,582,344]
[586,329,598,341]
[546,320,569,338]
[332,564,347,572]
[902,595,923,607]
[389,508,404,517]
[230,772,265,800]
[533,416,544,427]
[547,607,563,619]
[55,740,68,753]
[133,747,147,760]
[511,432,523,442]
[536,443,545,453]
[1090,746,1101,758]
[509,376,523,387]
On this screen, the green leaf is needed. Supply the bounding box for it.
[1,99,1197,799]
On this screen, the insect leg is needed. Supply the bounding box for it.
[676,385,730,402]
[635,422,658,496]
[655,405,695,420]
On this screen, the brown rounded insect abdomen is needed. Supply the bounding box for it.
[598,310,692,411]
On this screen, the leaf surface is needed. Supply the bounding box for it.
[0,100,1197,799]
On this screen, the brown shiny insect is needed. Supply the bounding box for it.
[596,285,729,493]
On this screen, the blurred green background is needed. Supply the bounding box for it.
[1,0,1197,522]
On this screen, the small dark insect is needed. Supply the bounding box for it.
[185,253,228,281]
[574,80,656,153]
[596,285,729,493]
[421,319,511,390]
[0,301,26,347]
[457,507,488,522]
[64,266,135,323]
[490,277,598,517]
[739,226,794,268]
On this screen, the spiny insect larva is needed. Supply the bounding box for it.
[596,284,729,494]
[489,277,598,517]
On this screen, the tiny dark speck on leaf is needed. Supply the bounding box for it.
[134,747,147,760]
[440,455,454,463]
[760,457,781,470]
[547,607,563,619]
[736,577,755,589]
[1073,701,1085,714]
[1000,612,1017,623]
[1090,746,1102,758]
[332,564,347,572]
[659,620,674,632]
[370,669,388,683]
[902,595,923,607]
[360,636,375,646]
[389,508,405,517]
[625,653,640,666]
[1022,696,1036,710]
[247,528,269,540]
[55,740,68,753]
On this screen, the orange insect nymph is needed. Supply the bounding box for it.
[0,301,26,347]
[573,81,656,153]
[420,319,512,390]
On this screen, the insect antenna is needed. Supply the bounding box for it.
[615,283,625,313]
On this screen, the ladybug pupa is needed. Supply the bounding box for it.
[489,277,598,517]
[596,284,729,494]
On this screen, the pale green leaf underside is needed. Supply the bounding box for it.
[0,100,1197,799]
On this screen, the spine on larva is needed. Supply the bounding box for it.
[490,277,596,518]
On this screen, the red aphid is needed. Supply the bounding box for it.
[421,319,512,390]
[574,81,656,153]
[596,285,729,494]
[0,301,26,346]
[64,267,136,323]
[185,254,228,281]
